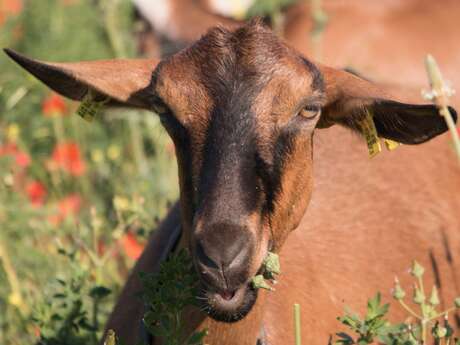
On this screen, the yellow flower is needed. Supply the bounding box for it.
[3,174,14,186]
[8,292,22,307]
[91,149,104,163]
[113,196,130,211]
[7,123,20,142]
[107,145,120,161]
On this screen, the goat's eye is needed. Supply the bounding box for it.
[298,105,321,119]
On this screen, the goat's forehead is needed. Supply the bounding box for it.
[154,24,322,120]
[160,24,317,84]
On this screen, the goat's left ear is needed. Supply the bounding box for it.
[4,49,159,109]
[318,65,457,144]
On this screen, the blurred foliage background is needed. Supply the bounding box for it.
[0,0,178,344]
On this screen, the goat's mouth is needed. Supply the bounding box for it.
[197,283,258,323]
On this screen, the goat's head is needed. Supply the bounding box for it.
[5,20,456,323]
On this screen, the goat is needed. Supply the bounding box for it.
[5,20,459,345]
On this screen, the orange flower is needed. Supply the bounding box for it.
[50,142,86,176]
[42,93,67,117]
[120,232,144,260]
[48,194,82,226]
[26,181,47,206]
[0,142,30,168]
[0,0,22,26]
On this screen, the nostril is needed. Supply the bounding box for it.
[196,241,220,270]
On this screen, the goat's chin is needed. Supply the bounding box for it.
[199,285,258,323]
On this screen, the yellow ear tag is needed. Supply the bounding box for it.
[384,139,400,151]
[76,89,109,122]
[358,109,382,158]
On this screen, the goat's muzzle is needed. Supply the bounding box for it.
[192,221,259,322]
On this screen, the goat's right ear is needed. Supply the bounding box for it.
[4,49,159,109]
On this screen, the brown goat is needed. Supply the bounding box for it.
[5,20,460,345]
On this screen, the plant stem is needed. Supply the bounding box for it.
[424,55,460,163]
[428,307,456,322]
[294,303,301,345]
[310,0,328,61]
[50,116,65,191]
[0,240,29,315]
[398,300,422,320]
[98,0,148,176]
[418,276,425,298]
[99,0,126,58]
[128,115,149,176]
[92,298,99,344]
[422,318,427,344]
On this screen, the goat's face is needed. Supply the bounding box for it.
[5,20,455,323]
[152,24,323,321]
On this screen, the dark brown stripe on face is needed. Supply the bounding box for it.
[198,80,262,218]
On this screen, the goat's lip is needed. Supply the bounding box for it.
[198,283,258,322]
[208,286,245,305]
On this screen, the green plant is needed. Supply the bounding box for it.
[251,251,280,291]
[32,247,112,345]
[334,261,460,345]
[335,293,407,345]
[141,249,207,345]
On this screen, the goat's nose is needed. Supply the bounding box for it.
[194,222,252,284]
[195,238,247,272]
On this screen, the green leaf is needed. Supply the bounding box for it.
[187,330,208,345]
[335,332,355,345]
[89,286,112,299]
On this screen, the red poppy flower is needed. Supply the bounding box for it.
[14,151,30,167]
[50,142,86,176]
[58,194,81,216]
[33,325,41,338]
[0,142,30,168]
[48,194,82,226]
[120,232,144,260]
[26,181,47,206]
[42,93,67,117]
